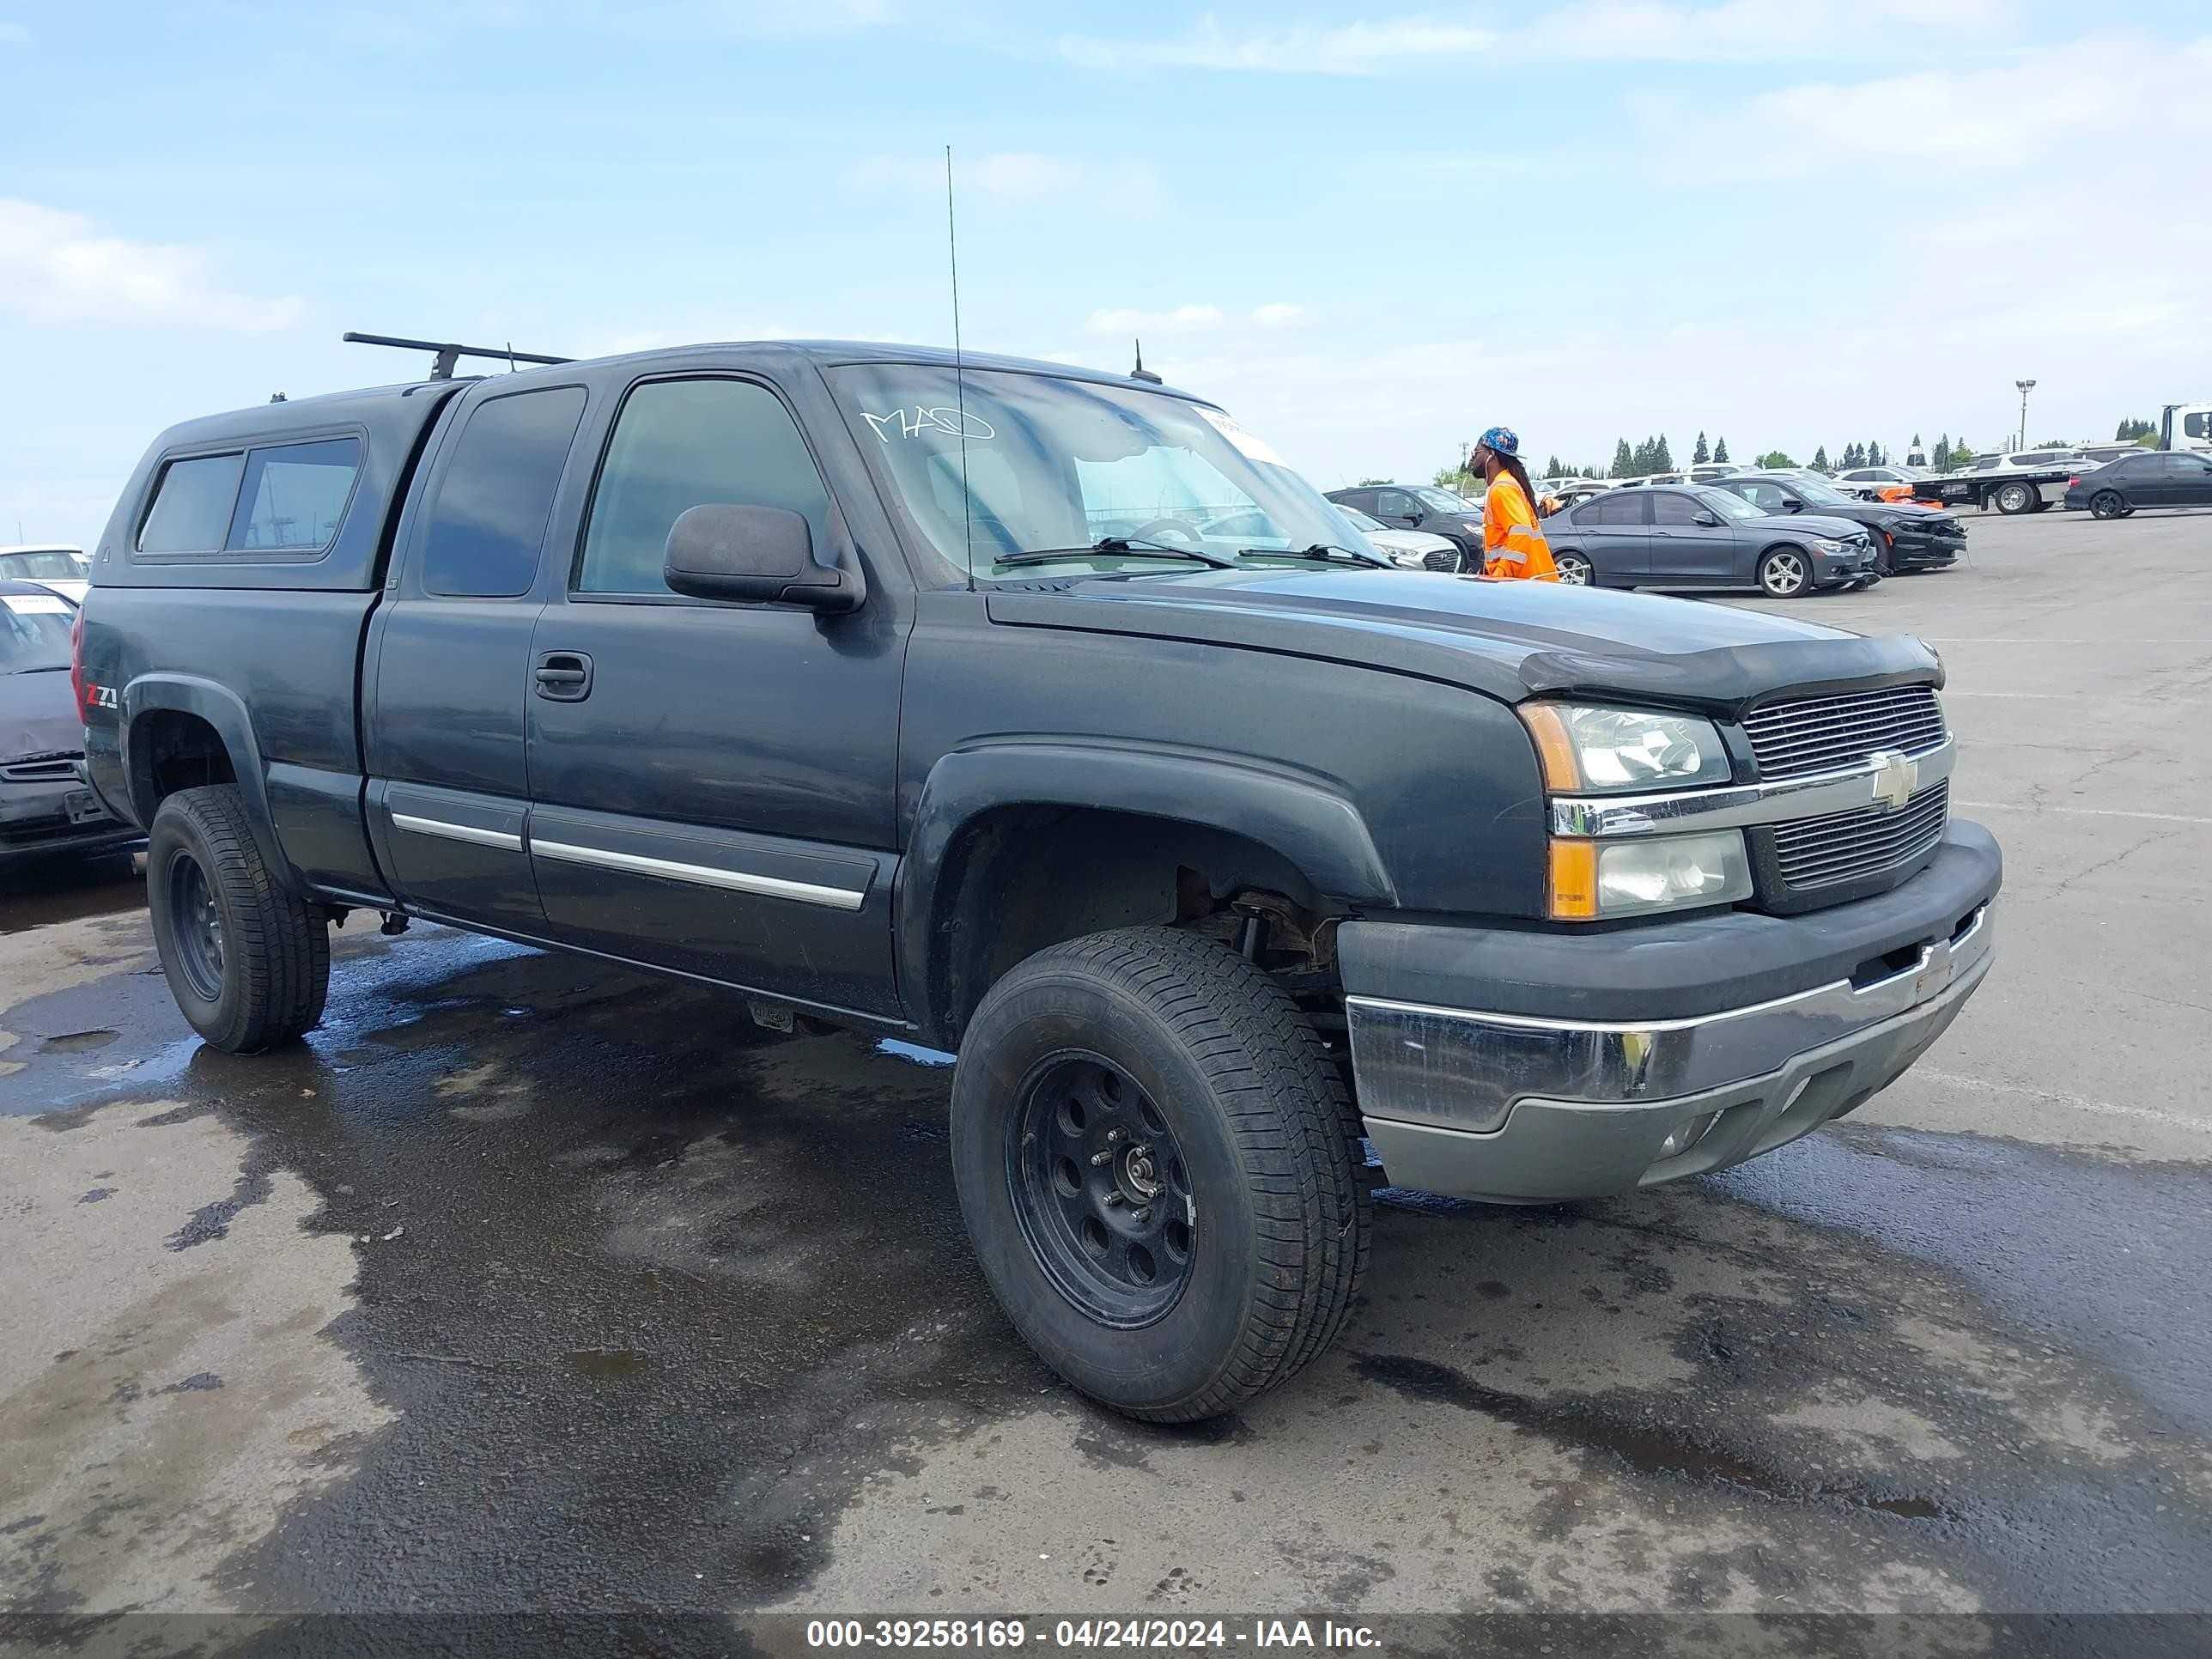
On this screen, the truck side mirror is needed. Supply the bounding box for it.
[1784,499,1803,513]
[663,504,863,613]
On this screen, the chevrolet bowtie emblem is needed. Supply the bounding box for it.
[1869,750,1919,812]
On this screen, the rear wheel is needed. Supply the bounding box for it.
[146,785,329,1053]
[951,927,1369,1422]
[2090,490,2127,521]
[1757,547,1811,598]
[1996,481,2035,515]
[1554,550,1593,586]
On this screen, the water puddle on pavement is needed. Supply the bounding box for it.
[1353,1352,1961,1522]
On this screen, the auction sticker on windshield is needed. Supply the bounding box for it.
[2,593,70,615]
[1195,406,1287,468]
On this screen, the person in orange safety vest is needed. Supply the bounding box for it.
[1471,425,1559,581]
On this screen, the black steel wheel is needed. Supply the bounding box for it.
[1008,1054,1194,1328]
[2090,490,2126,521]
[951,927,1369,1422]
[146,784,330,1053]
[163,848,226,1002]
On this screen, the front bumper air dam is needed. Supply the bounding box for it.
[1346,896,1996,1206]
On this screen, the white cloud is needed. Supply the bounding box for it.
[0,200,307,334]
[852,150,1162,221]
[1084,304,1225,336]
[1059,0,2008,74]
[1253,302,1310,328]
[1644,32,2212,174]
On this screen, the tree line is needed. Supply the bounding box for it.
[1426,415,2166,494]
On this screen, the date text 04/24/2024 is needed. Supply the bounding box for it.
[803,1620,1382,1650]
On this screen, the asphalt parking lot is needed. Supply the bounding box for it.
[3,507,2209,1635]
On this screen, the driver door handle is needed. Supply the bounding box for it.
[534,651,592,702]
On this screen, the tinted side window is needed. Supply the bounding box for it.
[1587,493,1644,526]
[139,453,245,553]
[420,387,587,599]
[2185,413,2209,441]
[1651,492,1704,525]
[227,437,362,550]
[1374,489,1414,517]
[578,379,831,595]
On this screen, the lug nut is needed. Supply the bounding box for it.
[1132,1206,1152,1224]
[1090,1149,1115,1166]
[1104,1127,1125,1146]
[1103,1192,1126,1208]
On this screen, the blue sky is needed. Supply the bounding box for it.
[4,1,2209,544]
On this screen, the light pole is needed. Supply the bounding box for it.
[2015,379,2037,451]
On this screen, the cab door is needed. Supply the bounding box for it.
[363,380,589,933]
[523,367,907,1021]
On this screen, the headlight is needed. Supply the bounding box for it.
[1548,830,1753,921]
[1386,549,1426,568]
[1814,538,1845,554]
[1517,703,1732,793]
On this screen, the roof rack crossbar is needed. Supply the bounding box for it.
[342,331,574,380]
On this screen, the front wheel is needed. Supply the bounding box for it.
[2090,490,2127,521]
[1554,550,1593,586]
[147,785,329,1053]
[1758,547,1811,598]
[1996,481,2035,515]
[951,927,1370,1422]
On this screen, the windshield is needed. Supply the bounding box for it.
[1696,488,1764,520]
[826,365,1375,580]
[1,592,75,671]
[1786,477,1854,507]
[1414,486,1477,514]
[1338,506,1387,532]
[0,550,86,581]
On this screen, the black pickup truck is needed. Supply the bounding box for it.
[74,341,2000,1420]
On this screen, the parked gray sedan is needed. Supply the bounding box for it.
[1545,484,1881,598]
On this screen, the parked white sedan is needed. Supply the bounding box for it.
[1334,505,1465,572]
[0,545,89,605]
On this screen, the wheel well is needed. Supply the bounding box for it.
[131,710,237,818]
[924,805,1344,1048]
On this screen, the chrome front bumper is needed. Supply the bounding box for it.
[1346,903,1993,1204]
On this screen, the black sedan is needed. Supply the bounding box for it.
[1708,471,1965,574]
[2064,450,2212,519]
[1323,483,1483,571]
[1543,484,1880,598]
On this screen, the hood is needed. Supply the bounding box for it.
[985,568,1939,716]
[0,668,85,764]
[1766,512,1875,541]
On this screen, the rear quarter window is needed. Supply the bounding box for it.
[138,453,246,552]
[136,435,365,557]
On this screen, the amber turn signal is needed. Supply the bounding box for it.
[1547,839,1598,921]
[1518,702,1583,792]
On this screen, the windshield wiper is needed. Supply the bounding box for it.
[993,536,1239,570]
[1237,543,1389,568]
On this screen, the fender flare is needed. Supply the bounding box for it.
[894,741,1397,1042]
[120,674,295,891]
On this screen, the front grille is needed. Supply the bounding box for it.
[1742,684,1946,781]
[1422,548,1462,574]
[1771,781,1949,891]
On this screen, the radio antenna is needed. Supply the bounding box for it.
[946,144,975,588]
